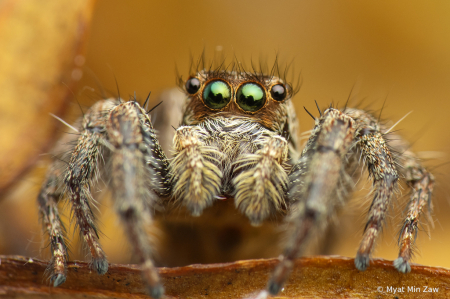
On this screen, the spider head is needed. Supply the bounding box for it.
[181,70,295,132]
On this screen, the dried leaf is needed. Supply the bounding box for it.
[1,255,449,298]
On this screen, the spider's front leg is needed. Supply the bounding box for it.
[267,108,356,295]
[106,101,170,298]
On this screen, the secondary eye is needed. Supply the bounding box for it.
[202,80,231,109]
[185,77,201,94]
[236,83,266,112]
[270,84,287,101]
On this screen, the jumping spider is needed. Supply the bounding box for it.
[37,61,434,298]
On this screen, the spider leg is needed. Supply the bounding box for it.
[345,109,399,271]
[267,108,355,294]
[107,101,169,299]
[232,135,289,226]
[38,100,116,285]
[38,164,68,286]
[64,100,118,276]
[394,149,434,273]
[170,125,222,216]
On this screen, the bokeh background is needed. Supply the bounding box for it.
[1,0,450,271]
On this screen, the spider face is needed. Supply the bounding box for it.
[182,70,294,133]
[37,65,434,299]
[168,70,301,223]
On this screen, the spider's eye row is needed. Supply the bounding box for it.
[203,80,231,109]
[236,83,266,112]
[185,77,201,94]
[270,84,287,101]
[199,80,286,111]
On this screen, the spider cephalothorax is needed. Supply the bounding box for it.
[37,62,434,298]
[171,69,300,223]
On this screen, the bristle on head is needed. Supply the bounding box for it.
[177,52,302,97]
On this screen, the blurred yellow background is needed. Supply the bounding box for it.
[1,0,450,272]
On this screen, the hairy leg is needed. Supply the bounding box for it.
[268,108,355,294]
[64,100,118,276]
[232,135,289,226]
[38,100,117,285]
[170,125,222,216]
[267,107,412,295]
[37,164,68,286]
[107,101,169,298]
[345,109,399,271]
[394,150,434,273]
[343,109,435,273]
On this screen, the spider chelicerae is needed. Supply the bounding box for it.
[37,59,434,298]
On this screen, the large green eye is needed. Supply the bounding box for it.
[202,80,231,109]
[236,83,266,112]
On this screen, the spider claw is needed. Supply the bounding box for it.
[51,273,66,287]
[92,257,109,275]
[148,284,165,299]
[354,253,370,271]
[393,257,411,273]
[267,279,282,295]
